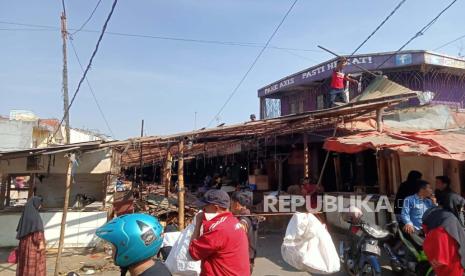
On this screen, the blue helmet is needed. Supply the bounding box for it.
[96,214,163,268]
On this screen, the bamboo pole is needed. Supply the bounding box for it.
[178,141,185,230]
[163,151,173,197]
[54,153,74,276]
[303,133,309,179]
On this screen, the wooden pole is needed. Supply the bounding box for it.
[61,11,70,144]
[6,176,11,207]
[333,155,342,191]
[303,133,309,179]
[178,141,185,230]
[28,173,36,199]
[139,119,144,184]
[163,151,173,197]
[0,176,6,209]
[376,108,384,132]
[54,153,74,276]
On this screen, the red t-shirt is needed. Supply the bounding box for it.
[423,226,464,276]
[330,70,348,89]
[189,212,250,276]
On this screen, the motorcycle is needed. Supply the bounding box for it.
[339,208,390,276]
[383,222,435,276]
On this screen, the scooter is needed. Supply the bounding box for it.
[383,222,435,276]
[339,218,390,276]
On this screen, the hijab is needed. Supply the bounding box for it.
[423,193,465,268]
[16,196,44,239]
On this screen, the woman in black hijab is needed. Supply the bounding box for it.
[422,193,465,275]
[16,196,46,276]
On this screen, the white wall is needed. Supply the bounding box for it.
[0,119,35,151]
[36,174,106,208]
[69,129,102,144]
[0,211,107,248]
[0,148,112,175]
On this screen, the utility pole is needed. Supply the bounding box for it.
[61,11,70,144]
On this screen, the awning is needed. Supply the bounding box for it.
[324,129,465,161]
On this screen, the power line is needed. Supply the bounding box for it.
[351,0,407,55]
[50,0,119,142]
[377,0,458,69]
[207,0,299,127]
[61,0,67,16]
[0,20,323,53]
[434,33,465,51]
[69,37,115,137]
[0,27,55,32]
[71,0,102,35]
[0,20,57,29]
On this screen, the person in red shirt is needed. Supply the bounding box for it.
[189,189,250,276]
[302,177,324,210]
[422,193,465,276]
[328,57,358,108]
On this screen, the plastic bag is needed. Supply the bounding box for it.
[165,217,201,275]
[281,213,340,274]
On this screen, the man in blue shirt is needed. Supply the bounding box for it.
[401,180,435,234]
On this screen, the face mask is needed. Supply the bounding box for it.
[204,213,220,221]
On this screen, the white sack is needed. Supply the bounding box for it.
[165,216,201,276]
[162,232,182,248]
[281,213,340,274]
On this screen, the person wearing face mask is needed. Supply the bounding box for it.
[189,189,250,276]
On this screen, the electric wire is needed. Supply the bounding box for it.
[376,0,458,69]
[71,0,102,35]
[50,0,118,142]
[61,0,67,16]
[434,33,465,51]
[207,0,299,127]
[351,0,407,55]
[69,37,115,137]
[0,20,322,53]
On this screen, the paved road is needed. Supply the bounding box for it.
[0,232,394,276]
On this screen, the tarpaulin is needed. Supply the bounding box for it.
[324,129,465,161]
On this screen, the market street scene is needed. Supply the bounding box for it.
[1,1,465,275]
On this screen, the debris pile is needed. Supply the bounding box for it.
[132,183,199,226]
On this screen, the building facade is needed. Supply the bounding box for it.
[0,110,109,152]
[258,50,465,119]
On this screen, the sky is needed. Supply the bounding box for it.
[1,0,464,139]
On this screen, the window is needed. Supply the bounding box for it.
[27,155,42,171]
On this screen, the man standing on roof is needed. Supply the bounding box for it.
[328,57,359,107]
